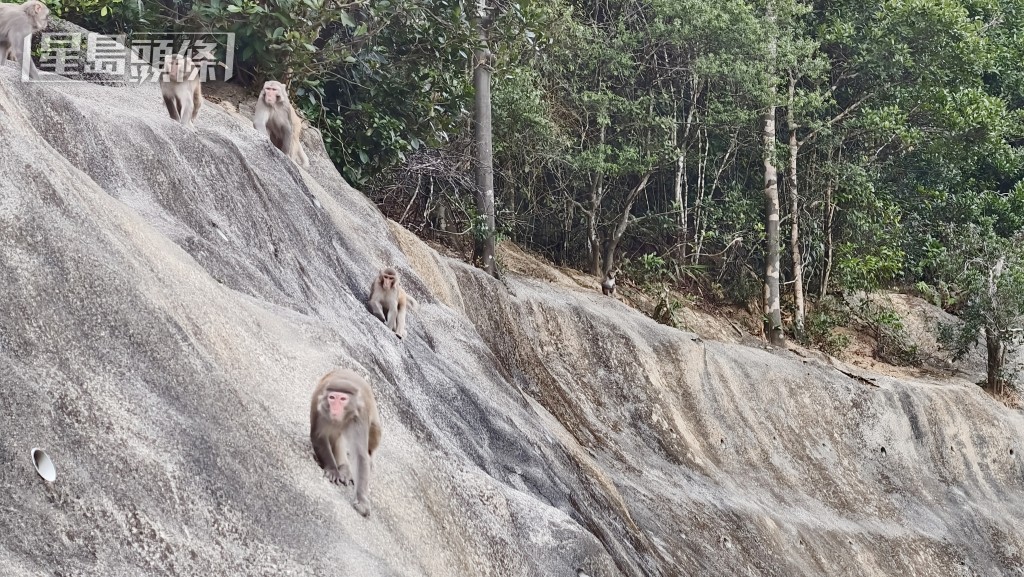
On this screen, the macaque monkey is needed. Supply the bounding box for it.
[252,80,309,167]
[0,0,49,80]
[159,54,202,128]
[601,270,616,296]
[368,267,418,339]
[310,369,381,517]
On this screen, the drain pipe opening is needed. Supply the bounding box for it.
[31,448,56,482]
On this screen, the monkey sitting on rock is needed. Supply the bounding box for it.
[367,268,418,339]
[252,80,309,166]
[601,270,617,297]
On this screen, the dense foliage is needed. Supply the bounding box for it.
[60,0,1024,389]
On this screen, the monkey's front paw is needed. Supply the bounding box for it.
[353,500,371,517]
[336,464,354,485]
[326,466,351,485]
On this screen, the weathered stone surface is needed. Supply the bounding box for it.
[0,64,1022,577]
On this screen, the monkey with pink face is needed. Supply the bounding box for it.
[368,267,418,339]
[310,369,381,517]
[253,80,310,166]
[0,0,49,80]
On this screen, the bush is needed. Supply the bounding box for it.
[804,296,853,357]
[653,287,684,328]
[852,298,921,367]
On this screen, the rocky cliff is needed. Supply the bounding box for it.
[0,64,1022,577]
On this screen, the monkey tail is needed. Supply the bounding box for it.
[191,91,202,121]
[408,295,419,311]
[297,145,310,167]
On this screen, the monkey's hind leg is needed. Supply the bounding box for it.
[179,98,194,128]
[163,95,181,121]
[191,88,202,122]
[348,432,373,517]
[368,422,381,456]
[295,143,310,167]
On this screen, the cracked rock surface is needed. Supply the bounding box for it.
[0,65,1022,577]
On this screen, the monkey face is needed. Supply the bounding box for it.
[380,268,398,290]
[163,55,193,82]
[326,390,350,418]
[261,82,286,105]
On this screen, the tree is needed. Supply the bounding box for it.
[939,234,1024,394]
[473,0,498,278]
[761,0,785,346]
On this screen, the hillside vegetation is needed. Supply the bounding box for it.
[64,0,1024,392]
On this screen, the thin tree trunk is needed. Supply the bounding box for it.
[786,73,805,336]
[693,123,709,264]
[695,130,738,265]
[472,1,497,278]
[820,178,834,299]
[985,327,1006,394]
[762,1,784,346]
[587,123,607,276]
[677,75,698,261]
[675,153,686,249]
[985,256,1007,394]
[562,199,573,266]
[602,173,652,276]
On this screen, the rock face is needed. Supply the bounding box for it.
[0,66,1023,577]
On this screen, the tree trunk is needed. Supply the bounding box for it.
[472,1,497,278]
[984,327,1006,395]
[693,124,709,263]
[821,179,834,300]
[587,173,603,275]
[602,173,652,277]
[762,1,784,347]
[676,76,697,261]
[984,256,1007,394]
[587,123,607,276]
[786,74,805,337]
[674,153,686,254]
